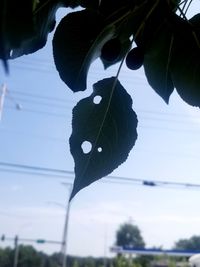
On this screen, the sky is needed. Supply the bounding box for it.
[1,2,200,259]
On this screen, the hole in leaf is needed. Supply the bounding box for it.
[93,95,102,104]
[10,50,13,58]
[81,141,92,154]
[97,147,102,152]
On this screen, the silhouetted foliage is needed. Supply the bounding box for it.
[1,0,200,199]
[0,243,190,267]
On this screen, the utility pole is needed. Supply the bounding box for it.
[13,235,19,267]
[0,83,7,121]
[61,200,71,267]
[60,182,72,267]
[104,225,108,267]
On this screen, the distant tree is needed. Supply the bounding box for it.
[116,223,145,248]
[174,236,200,251]
[114,223,156,267]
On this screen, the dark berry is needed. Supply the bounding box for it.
[126,46,144,70]
[101,38,121,62]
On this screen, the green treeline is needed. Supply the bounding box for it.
[0,223,199,267]
[0,244,191,267]
[0,245,111,267]
[0,245,154,267]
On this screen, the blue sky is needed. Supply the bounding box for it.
[1,4,200,258]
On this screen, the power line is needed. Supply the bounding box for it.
[7,96,73,110]
[5,98,199,125]
[5,90,200,124]
[0,162,73,176]
[10,89,75,104]
[0,168,73,180]
[0,161,200,191]
[5,106,68,118]
[1,127,200,161]
[0,127,66,143]
[10,63,56,75]
[3,105,200,135]
[4,100,200,127]
[139,124,200,134]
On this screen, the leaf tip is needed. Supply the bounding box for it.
[163,95,170,105]
[1,59,9,75]
[69,187,75,202]
[69,182,82,201]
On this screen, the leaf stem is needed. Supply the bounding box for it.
[184,0,194,15]
[181,0,189,15]
[177,5,200,49]
[165,34,174,101]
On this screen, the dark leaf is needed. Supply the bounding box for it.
[4,0,34,49]
[0,0,9,72]
[99,0,134,17]
[0,0,35,70]
[143,21,174,104]
[11,0,62,58]
[128,1,175,103]
[128,0,172,45]
[53,10,114,92]
[171,14,200,107]
[63,0,81,8]
[69,77,138,200]
[101,38,122,62]
[79,0,100,9]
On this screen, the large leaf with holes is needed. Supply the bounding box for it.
[69,77,138,200]
[53,9,114,92]
[170,14,200,107]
